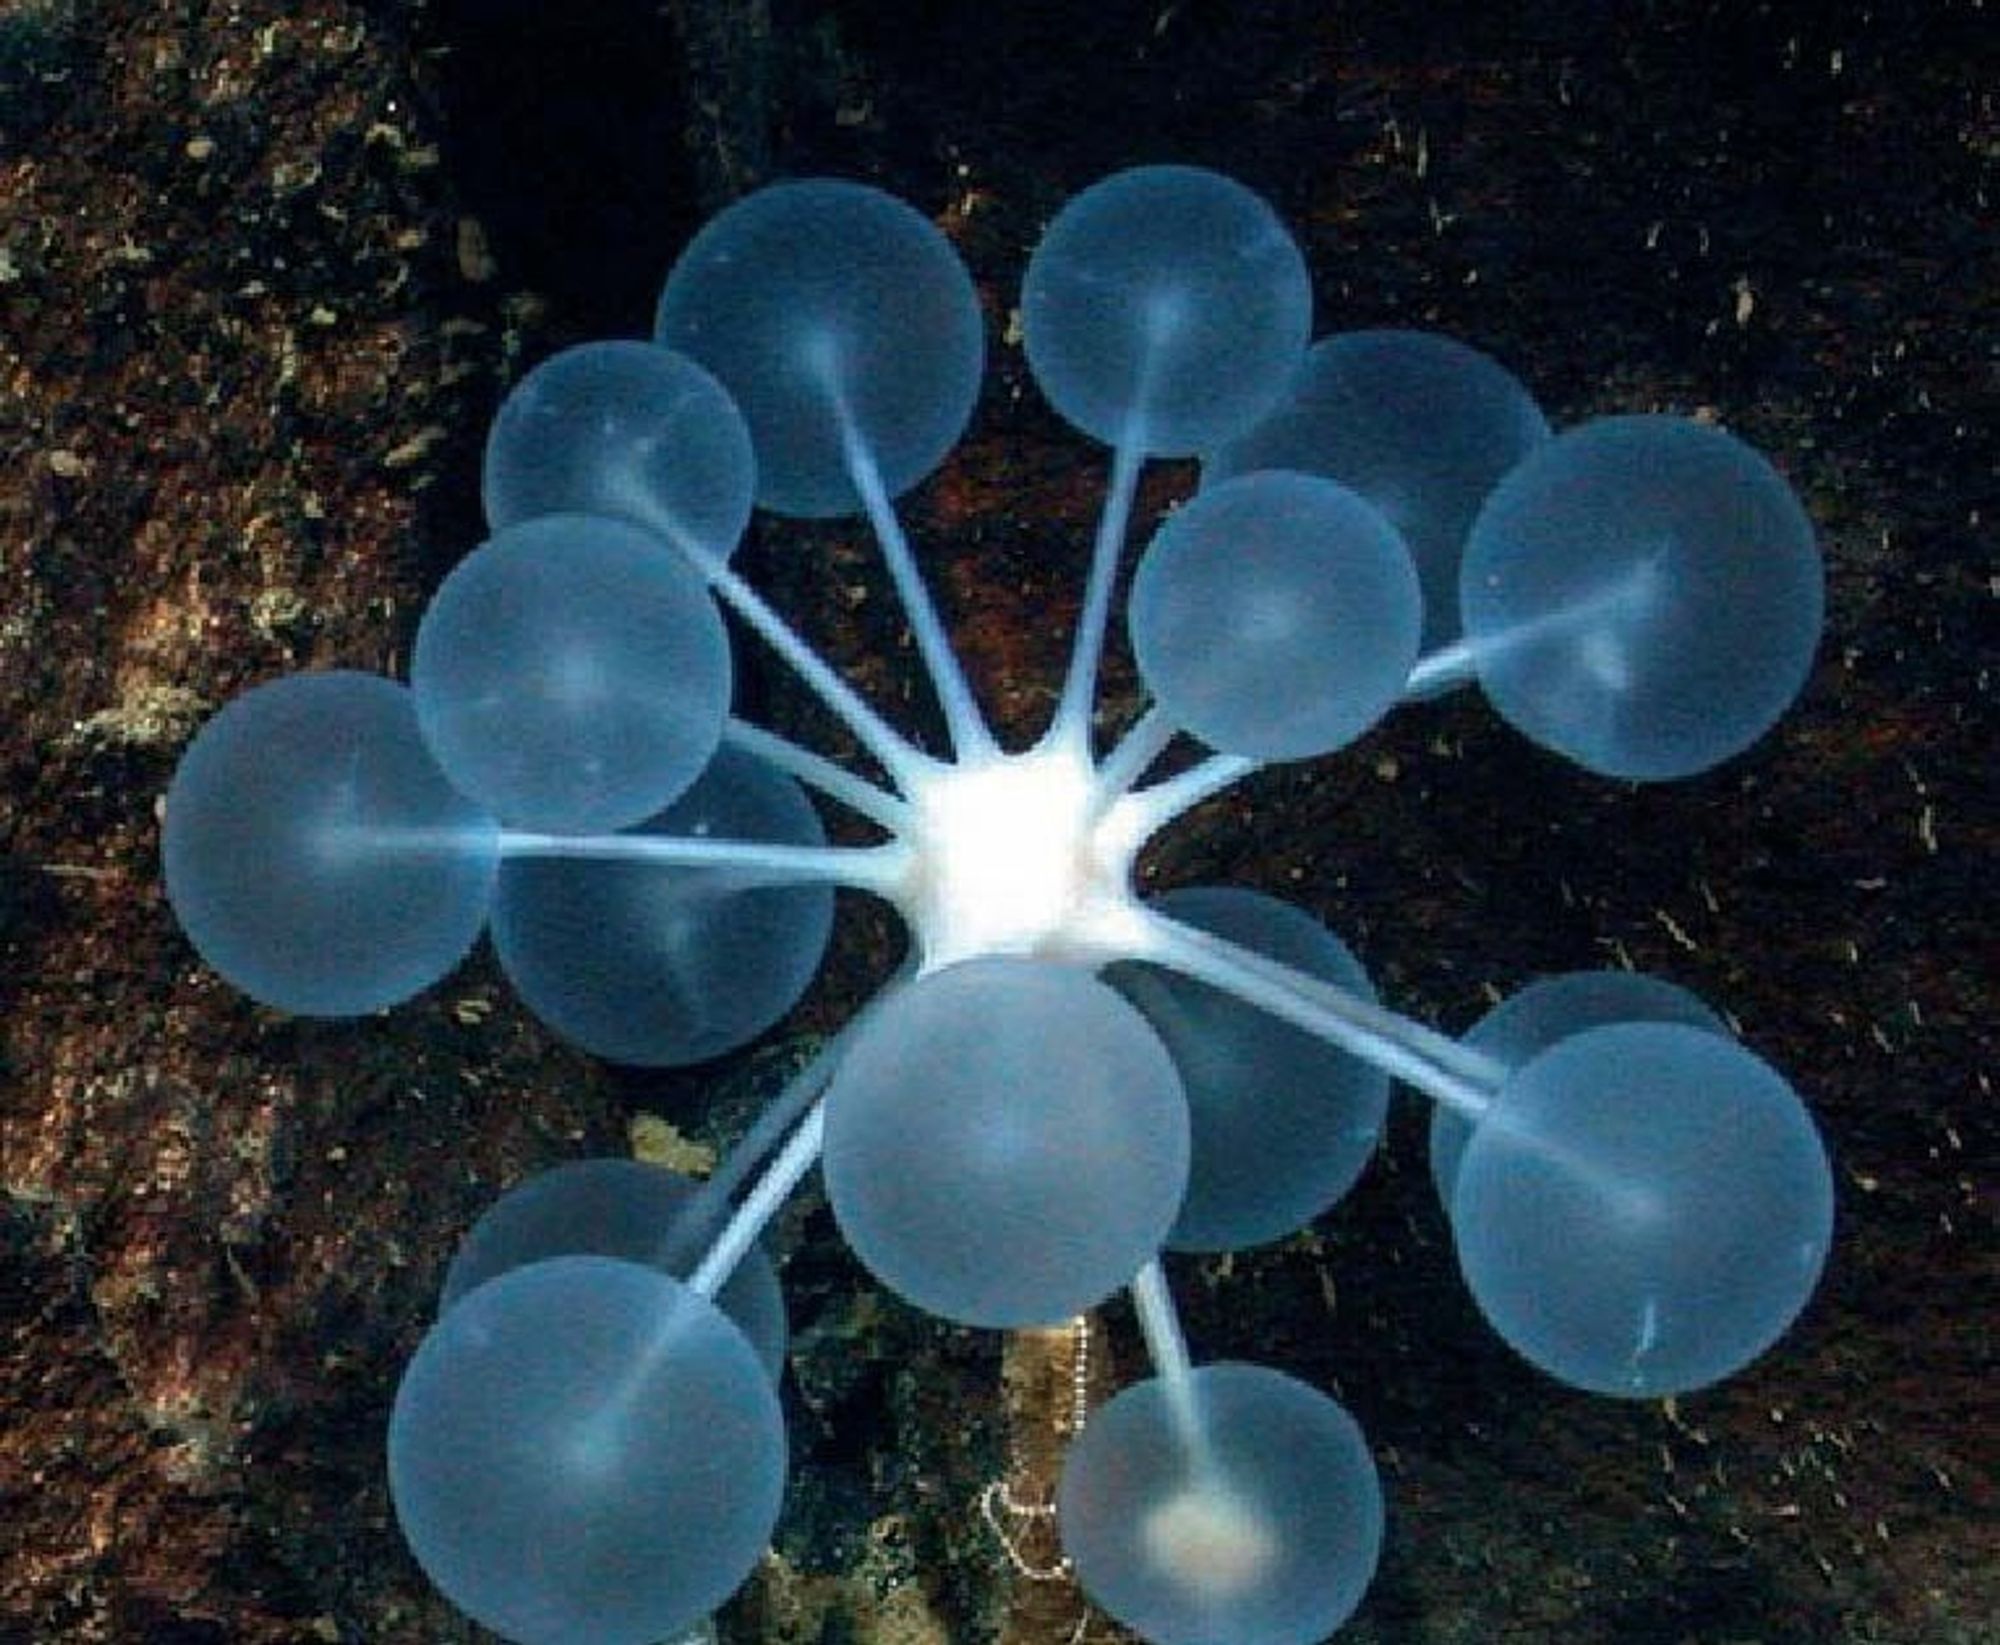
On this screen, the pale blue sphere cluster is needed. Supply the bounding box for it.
[160,165,1834,1645]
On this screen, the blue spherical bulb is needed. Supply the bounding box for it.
[441,1159,788,1385]
[1022,165,1311,455]
[389,1256,785,1645]
[654,179,984,517]
[1430,970,1726,1210]
[1205,329,1550,651]
[1461,415,1823,780]
[490,745,833,1066]
[1059,1363,1382,1645]
[412,513,732,834]
[1128,470,1422,760]
[824,958,1189,1327]
[482,340,757,565]
[1109,887,1388,1252]
[162,671,497,1016]
[1452,1023,1834,1396]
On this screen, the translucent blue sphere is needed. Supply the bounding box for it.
[411,513,732,834]
[1461,415,1823,779]
[1452,1023,1834,1396]
[490,745,833,1066]
[389,1256,785,1645]
[440,1159,788,1384]
[1430,970,1726,1209]
[823,959,1189,1327]
[1021,165,1311,454]
[1059,1363,1382,1645]
[654,179,984,517]
[162,671,498,1016]
[1205,329,1550,651]
[1109,887,1388,1252]
[1128,470,1422,759]
[482,340,757,564]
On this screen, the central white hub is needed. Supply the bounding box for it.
[898,745,1143,971]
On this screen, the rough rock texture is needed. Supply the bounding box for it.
[1,0,1991,1641]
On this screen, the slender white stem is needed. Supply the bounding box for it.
[1130,1260,1209,1465]
[1406,554,1665,702]
[703,557,938,793]
[1052,439,1146,754]
[499,828,909,897]
[838,414,997,761]
[1131,908,1503,1119]
[689,1101,827,1298]
[1116,751,1262,840]
[652,1058,836,1278]
[1131,1259,1195,1385]
[1092,702,1180,811]
[1134,922,1648,1208]
[1402,639,1480,700]
[724,718,910,831]
[695,983,896,1213]
[577,1075,829,1423]
[655,987,890,1282]
[624,491,937,794]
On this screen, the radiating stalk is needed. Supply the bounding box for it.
[839,413,998,761]
[1091,701,1180,811]
[689,1101,827,1298]
[1112,751,1262,842]
[1132,908,1502,1120]
[500,828,909,897]
[1050,438,1146,755]
[724,718,911,830]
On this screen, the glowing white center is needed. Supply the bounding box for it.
[899,746,1139,969]
[1141,1482,1279,1601]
